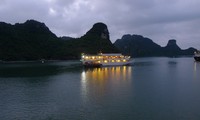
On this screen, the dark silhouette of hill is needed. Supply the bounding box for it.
[0,20,197,61]
[76,22,119,54]
[0,20,62,61]
[57,22,119,59]
[0,20,118,61]
[114,34,196,57]
[60,36,73,41]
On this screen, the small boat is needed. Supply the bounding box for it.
[194,50,200,62]
[80,53,133,67]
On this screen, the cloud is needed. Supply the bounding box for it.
[0,0,200,49]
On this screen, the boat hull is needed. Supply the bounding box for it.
[194,56,200,62]
[101,61,133,66]
[83,63,102,67]
[83,60,133,67]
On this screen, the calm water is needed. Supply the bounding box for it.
[0,57,200,120]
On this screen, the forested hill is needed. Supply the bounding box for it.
[0,20,118,61]
[0,20,196,61]
[114,34,196,57]
[0,20,62,61]
[74,22,119,54]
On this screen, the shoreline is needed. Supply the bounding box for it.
[0,59,80,64]
[0,55,194,64]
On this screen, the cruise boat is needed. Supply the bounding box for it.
[194,50,200,62]
[80,53,133,67]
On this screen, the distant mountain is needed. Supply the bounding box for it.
[0,20,63,61]
[0,19,197,61]
[114,34,196,57]
[76,22,119,54]
[56,22,119,59]
[60,36,74,40]
[0,20,118,61]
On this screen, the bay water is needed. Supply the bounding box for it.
[0,57,200,120]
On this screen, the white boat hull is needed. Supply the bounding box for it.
[101,60,133,66]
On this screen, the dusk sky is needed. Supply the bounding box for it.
[0,0,200,49]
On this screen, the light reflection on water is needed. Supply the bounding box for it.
[81,66,132,103]
[82,66,132,81]
[193,61,200,80]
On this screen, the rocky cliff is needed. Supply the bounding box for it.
[76,22,119,54]
[114,34,196,57]
[0,20,61,61]
[0,20,118,61]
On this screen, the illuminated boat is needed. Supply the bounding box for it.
[194,50,200,62]
[80,53,133,67]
